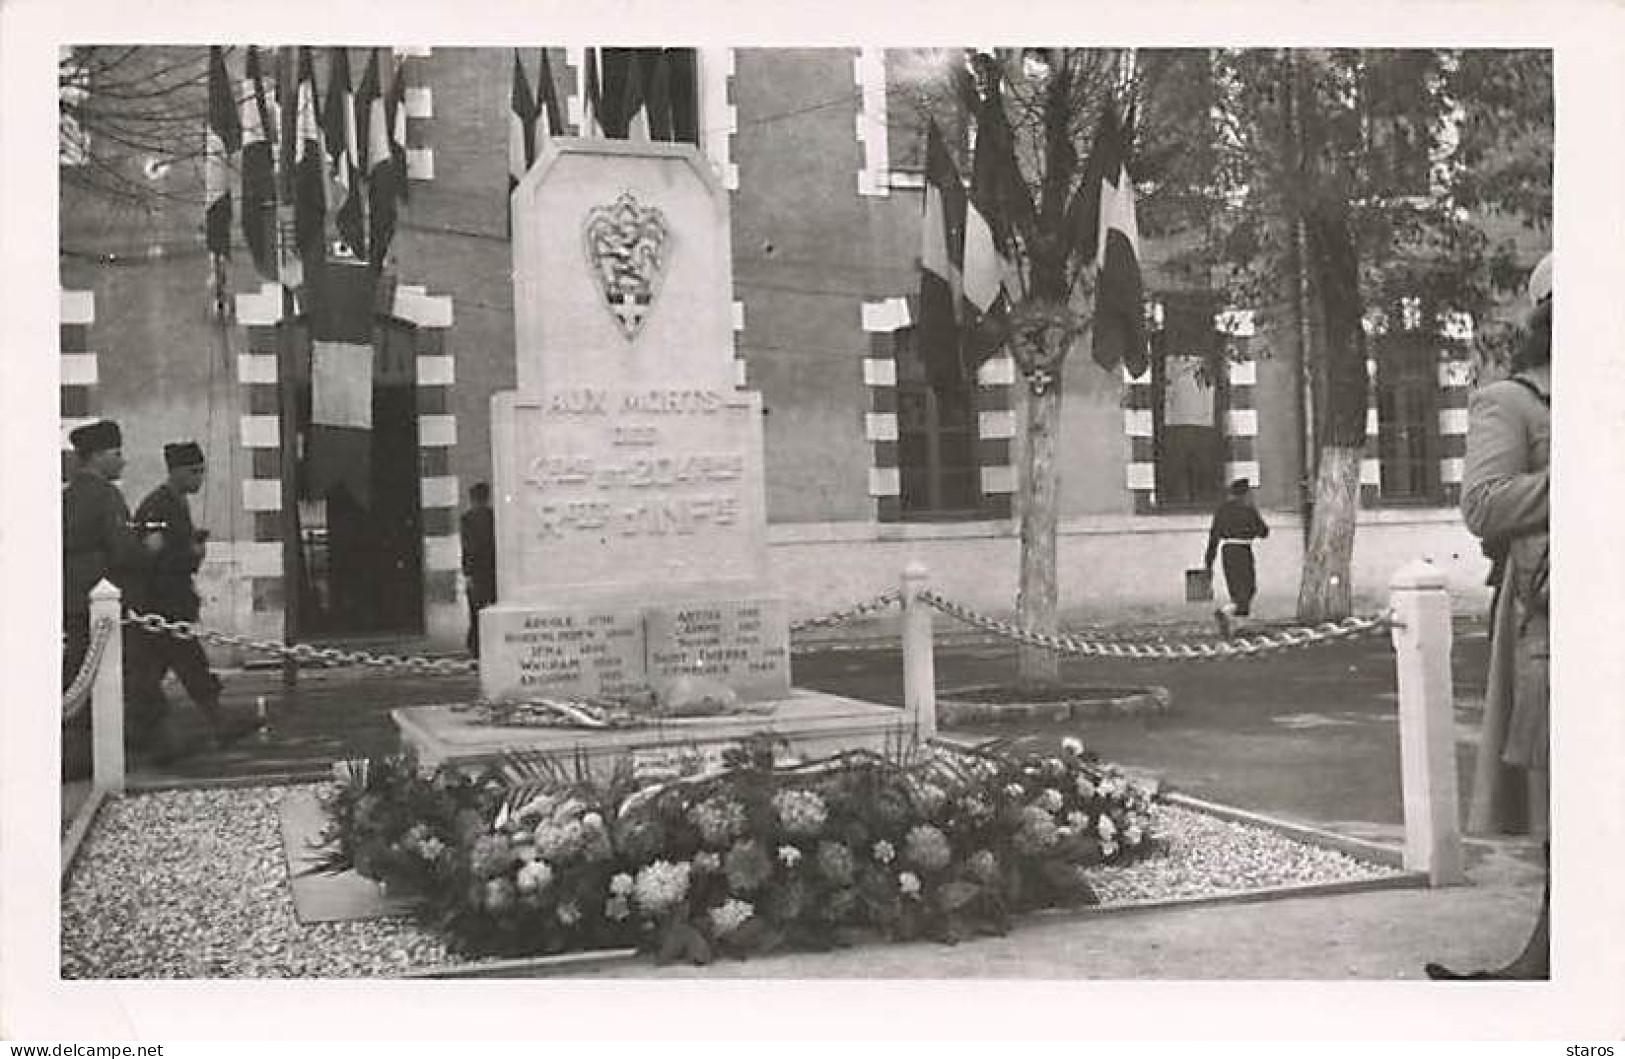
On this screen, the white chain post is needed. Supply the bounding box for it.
[88,579,125,795]
[900,562,937,743]
[1389,559,1464,886]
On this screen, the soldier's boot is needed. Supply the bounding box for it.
[201,702,264,752]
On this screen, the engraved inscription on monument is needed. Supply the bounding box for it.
[481,606,646,700]
[499,384,767,595]
[645,598,791,700]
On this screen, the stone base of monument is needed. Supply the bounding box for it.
[392,689,917,777]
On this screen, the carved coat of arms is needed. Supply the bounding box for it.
[584,192,670,341]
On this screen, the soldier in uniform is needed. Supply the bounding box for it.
[62,419,160,686]
[126,441,258,758]
[61,419,161,777]
[459,481,497,658]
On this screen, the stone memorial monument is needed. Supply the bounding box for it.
[394,140,909,774]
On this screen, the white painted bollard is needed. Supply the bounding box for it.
[1389,560,1463,886]
[88,578,126,795]
[900,561,937,743]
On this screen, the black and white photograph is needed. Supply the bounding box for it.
[3,0,1623,1045]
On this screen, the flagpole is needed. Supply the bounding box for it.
[275,45,303,690]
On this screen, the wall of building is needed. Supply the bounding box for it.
[733,48,880,524]
[768,507,1491,627]
[60,46,1536,655]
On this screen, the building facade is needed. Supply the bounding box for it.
[59,47,1540,651]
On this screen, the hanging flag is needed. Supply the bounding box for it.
[917,120,968,394]
[389,58,410,203]
[645,49,673,141]
[323,47,365,259]
[619,50,650,142]
[536,48,565,144]
[508,50,539,196]
[305,259,377,509]
[580,47,604,137]
[962,64,1022,377]
[204,46,241,258]
[1080,102,1147,376]
[240,45,277,282]
[359,49,404,270]
[293,47,327,272]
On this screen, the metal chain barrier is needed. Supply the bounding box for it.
[119,581,1392,680]
[122,610,479,675]
[916,589,1394,661]
[61,617,119,724]
[788,589,901,634]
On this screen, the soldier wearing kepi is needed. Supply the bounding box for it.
[126,441,258,759]
[61,419,160,688]
[61,419,161,779]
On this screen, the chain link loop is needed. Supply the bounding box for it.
[121,610,479,675]
[117,581,1391,681]
[788,589,902,634]
[61,617,119,724]
[915,589,1393,660]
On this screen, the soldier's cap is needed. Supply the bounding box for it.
[164,441,205,469]
[1229,477,1252,494]
[1528,251,1552,308]
[68,419,121,455]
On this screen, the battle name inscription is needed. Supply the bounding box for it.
[644,598,791,698]
[494,608,645,697]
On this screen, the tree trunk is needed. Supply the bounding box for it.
[1017,383,1061,687]
[1297,445,1360,619]
[1295,200,1369,621]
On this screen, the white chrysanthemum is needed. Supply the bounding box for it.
[709,898,755,937]
[1060,736,1084,756]
[771,790,829,836]
[1037,788,1064,813]
[872,839,896,864]
[515,858,554,894]
[632,859,692,914]
[777,845,803,867]
[608,872,635,896]
[1096,815,1117,840]
[897,871,922,897]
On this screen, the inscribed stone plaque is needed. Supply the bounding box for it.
[492,388,769,602]
[644,597,791,700]
[479,604,646,701]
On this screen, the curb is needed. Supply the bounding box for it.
[937,685,1172,725]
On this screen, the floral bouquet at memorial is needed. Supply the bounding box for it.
[314,736,1160,963]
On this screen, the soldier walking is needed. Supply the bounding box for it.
[61,419,161,777]
[126,441,258,760]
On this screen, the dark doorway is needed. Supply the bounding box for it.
[296,317,424,638]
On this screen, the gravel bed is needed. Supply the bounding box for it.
[1082,803,1400,905]
[61,786,1401,978]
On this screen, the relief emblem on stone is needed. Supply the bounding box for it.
[583,191,670,341]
